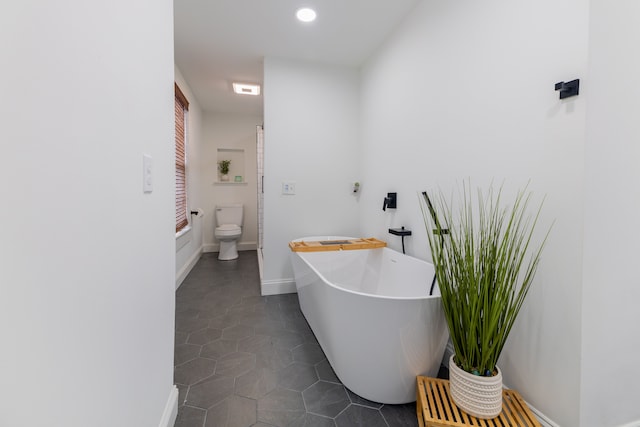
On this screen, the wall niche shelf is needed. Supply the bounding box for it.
[216,148,246,184]
[214,181,248,186]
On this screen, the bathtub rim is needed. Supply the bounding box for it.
[291,235,441,301]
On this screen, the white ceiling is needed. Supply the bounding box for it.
[173,0,421,116]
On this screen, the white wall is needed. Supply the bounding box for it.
[201,113,262,253]
[359,1,588,426]
[0,1,177,426]
[581,1,640,426]
[175,66,205,288]
[262,57,361,294]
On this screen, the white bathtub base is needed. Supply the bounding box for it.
[290,237,449,404]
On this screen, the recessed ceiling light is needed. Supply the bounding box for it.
[232,83,261,96]
[296,7,317,23]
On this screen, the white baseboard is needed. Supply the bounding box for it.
[257,248,264,281]
[525,402,560,427]
[261,278,297,296]
[175,245,203,290]
[615,421,640,427]
[158,385,179,427]
[203,241,257,253]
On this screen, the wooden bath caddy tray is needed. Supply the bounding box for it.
[417,376,541,427]
[288,237,386,252]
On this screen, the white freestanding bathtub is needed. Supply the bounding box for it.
[289,236,449,404]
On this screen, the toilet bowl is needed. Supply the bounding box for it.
[214,204,243,260]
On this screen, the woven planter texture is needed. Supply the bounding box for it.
[449,354,503,419]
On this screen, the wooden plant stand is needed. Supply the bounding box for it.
[288,237,386,252]
[417,376,541,427]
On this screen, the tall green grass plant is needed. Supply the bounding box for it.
[421,183,549,376]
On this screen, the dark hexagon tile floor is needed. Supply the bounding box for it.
[175,251,446,427]
[303,381,350,418]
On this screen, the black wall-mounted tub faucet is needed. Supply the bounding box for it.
[389,226,411,254]
[388,227,412,237]
[382,192,397,211]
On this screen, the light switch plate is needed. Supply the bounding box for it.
[143,154,153,193]
[282,181,296,195]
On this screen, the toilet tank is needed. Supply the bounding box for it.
[215,204,243,226]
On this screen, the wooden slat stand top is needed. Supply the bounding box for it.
[417,377,541,427]
[288,237,386,252]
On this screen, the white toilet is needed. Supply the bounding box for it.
[214,204,243,261]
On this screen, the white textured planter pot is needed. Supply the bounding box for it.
[449,354,503,419]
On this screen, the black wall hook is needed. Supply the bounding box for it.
[555,79,580,99]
